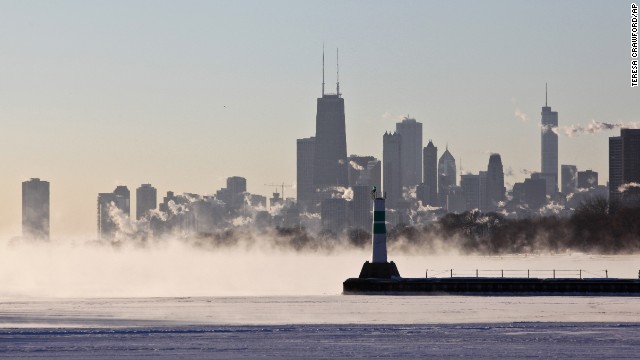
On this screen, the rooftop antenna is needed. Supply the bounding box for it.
[336,48,340,97]
[545,82,548,107]
[322,43,325,96]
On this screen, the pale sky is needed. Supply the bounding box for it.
[0,0,638,236]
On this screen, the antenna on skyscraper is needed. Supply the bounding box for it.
[322,43,325,96]
[545,82,548,107]
[336,48,340,97]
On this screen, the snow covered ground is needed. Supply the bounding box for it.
[0,296,639,358]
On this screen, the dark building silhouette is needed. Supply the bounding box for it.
[113,185,130,217]
[383,131,402,209]
[396,117,422,188]
[97,186,130,240]
[22,178,50,240]
[610,129,640,207]
[296,137,315,208]
[479,171,488,212]
[561,165,578,194]
[577,170,598,189]
[363,160,382,190]
[313,50,347,188]
[347,155,377,187]
[226,176,247,209]
[460,174,480,211]
[350,185,371,230]
[486,154,505,211]
[321,198,347,232]
[541,84,559,195]
[423,141,438,206]
[136,184,157,220]
[438,147,456,208]
[523,178,547,210]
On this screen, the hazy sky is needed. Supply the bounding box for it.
[1,1,637,236]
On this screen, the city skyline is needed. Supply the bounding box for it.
[1,1,637,236]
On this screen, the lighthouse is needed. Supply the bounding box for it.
[357,187,400,279]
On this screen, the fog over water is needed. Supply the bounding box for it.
[1,235,639,298]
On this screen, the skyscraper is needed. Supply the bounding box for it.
[347,155,377,187]
[22,178,49,240]
[98,186,130,240]
[541,84,559,194]
[296,137,315,208]
[350,185,371,230]
[577,170,598,189]
[396,117,422,188]
[486,153,505,211]
[609,136,623,204]
[136,184,157,220]
[438,147,456,207]
[383,131,402,209]
[611,129,640,208]
[313,49,348,188]
[460,174,480,211]
[561,165,578,194]
[423,140,438,206]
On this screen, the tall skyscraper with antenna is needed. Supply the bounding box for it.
[541,84,559,195]
[313,48,348,188]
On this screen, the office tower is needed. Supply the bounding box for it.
[363,160,382,190]
[98,186,130,240]
[479,171,488,212]
[612,129,640,207]
[297,137,316,207]
[227,176,247,195]
[396,117,423,188]
[446,186,465,213]
[460,174,480,211]
[423,141,438,206]
[541,84,559,194]
[321,198,347,232]
[532,172,556,197]
[313,49,348,188]
[523,178,547,210]
[22,178,50,240]
[383,131,402,209]
[347,155,377,187]
[351,185,371,230]
[561,165,578,194]
[136,184,157,220]
[609,136,623,204]
[577,170,598,189]
[113,185,130,217]
[486,154,505,211]
[438,147,456,207]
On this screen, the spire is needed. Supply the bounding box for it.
[322,43,325,96]
[336,48,340,97]
[545,82,548,107]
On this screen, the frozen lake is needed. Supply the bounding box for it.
[1,243,639,357]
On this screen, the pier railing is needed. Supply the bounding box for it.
[425,269,618,279]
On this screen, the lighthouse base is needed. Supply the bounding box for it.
[358,261,401,279]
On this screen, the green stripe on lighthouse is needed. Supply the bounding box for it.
[373,223,386,234]
[373,211,385,222]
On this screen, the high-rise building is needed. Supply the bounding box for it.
[363,160,382,190]
[98,186,130,240]
[383,131,402,209]
[136,184,157,220]
[609,136,623,204]
[423,141,438,206]
[541,84,559,194]
[611,129,640,208]
[296,137,315,208]
[438,147,456,208]
[226,176,247,195]
[561,165,578,194]
[321,198,347,232]
[479,171,488,212]
[486,154,505,211]
[461,174,480,211]
[113,185,130,217]
[350,185,371,230]
[531,172,556,197]
[22,178,50,240]
[395,117,422,188]
[347,155,377,187]
[577,170,598,189]
[523,178,547,210]
[313,49,348,188]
